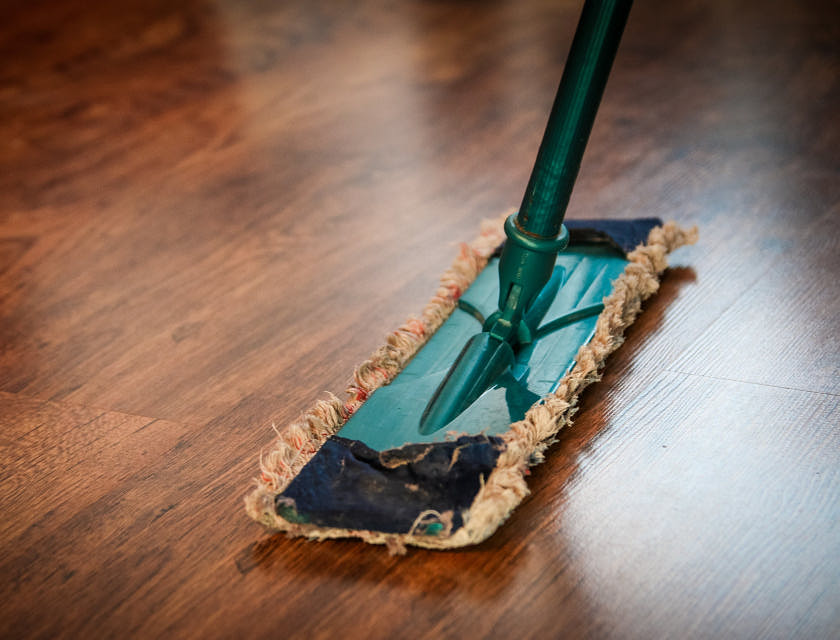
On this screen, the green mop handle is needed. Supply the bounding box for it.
[491,0,633,344]
[420,0,634,434]
[517,0,633,238]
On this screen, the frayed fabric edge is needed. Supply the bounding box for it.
[244,216,698,554]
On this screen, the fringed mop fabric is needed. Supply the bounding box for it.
[245,215,697,554]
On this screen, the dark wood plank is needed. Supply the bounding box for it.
[0,0,586,426]
[0,391,276,638]
[0,0,838,638]
[536,373,840,639]
[671,206,840,393]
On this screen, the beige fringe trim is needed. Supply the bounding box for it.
[245,217,697,553]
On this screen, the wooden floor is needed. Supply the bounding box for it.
[1,0,838,637]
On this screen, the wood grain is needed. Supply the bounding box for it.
[1,0,838,637]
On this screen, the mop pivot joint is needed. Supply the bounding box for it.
[486,214,570,343]
[419,215,570,434]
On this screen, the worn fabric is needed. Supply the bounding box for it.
[277,435,505,534]
[565,217,663,254]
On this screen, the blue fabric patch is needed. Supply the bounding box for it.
[276,435,505,534]
[565,217,661,255]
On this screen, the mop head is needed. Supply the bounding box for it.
[245,214,697,554]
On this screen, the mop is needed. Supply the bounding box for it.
[245,0,697,553]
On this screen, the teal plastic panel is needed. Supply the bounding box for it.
[338,246,627,451]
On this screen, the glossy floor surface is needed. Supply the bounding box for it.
[1,0,838,638]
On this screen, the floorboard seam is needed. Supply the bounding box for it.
[661,370,840,397]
